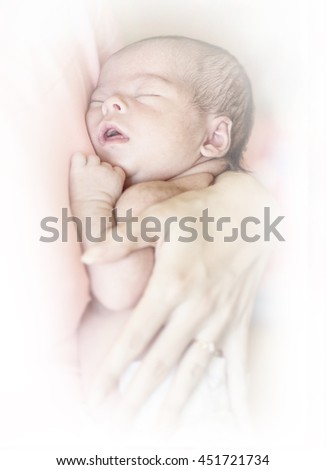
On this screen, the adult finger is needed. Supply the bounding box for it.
[222,262,267,426]
[88,263,190,407]
[154,337,221,429]
[113,293,213,422]
[153,288,234,429]
[222,325,250,427]
[155,266,257,428]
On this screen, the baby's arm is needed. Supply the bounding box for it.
[69,153,127,307]
[69,153,125,239]
[87,172,214,311]
[117,172,215,218]
[70,153,213,311]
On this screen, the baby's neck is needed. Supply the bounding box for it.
[169,157,227,182]
[124,157,227,188]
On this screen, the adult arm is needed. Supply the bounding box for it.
[72,164,213,311]
[83,171,277,426]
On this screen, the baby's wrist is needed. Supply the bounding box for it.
[71,199,115,217]
[71,205,114,245]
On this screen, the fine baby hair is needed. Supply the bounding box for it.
[122,36,254,170]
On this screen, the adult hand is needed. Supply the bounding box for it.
[83,171,276,427]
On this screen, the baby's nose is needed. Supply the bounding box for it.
[102,96,127,116]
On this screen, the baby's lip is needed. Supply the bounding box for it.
[98,121,129,145]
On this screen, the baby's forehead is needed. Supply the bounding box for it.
[99,44,186,85]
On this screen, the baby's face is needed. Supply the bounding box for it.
[86,44,210,185]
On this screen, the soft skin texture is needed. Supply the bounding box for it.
[81,171,274,429]
[71,40,270,430]
[70,153,214,310]
[71,41,232,312]
[85,41,232,186]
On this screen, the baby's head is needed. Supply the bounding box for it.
[86,36,253,185]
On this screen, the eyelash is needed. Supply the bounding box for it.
[91,94,160,103]
[89,94,163,111]
[136,94,160,97]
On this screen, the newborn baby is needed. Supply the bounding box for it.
[70,37,253,430]
[70,36,253,313]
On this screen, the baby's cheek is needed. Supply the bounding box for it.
[85,110,98,134]
[85,121,98,151]
[85,108,92,125]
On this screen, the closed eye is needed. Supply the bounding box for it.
[135,94,162,103]
[90,100,103,104]
[136,94,161,98]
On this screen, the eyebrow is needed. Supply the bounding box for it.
[92,73,173,99]
[130,73,173,86]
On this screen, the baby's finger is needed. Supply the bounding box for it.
[71,152,86,168]
[113,166,126,180]
[86,154,100,165]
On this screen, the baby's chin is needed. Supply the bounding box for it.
[124,172,145,188]
[95,150,119,167]
[123,171,153,187]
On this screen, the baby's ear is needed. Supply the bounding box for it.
[201,116,232,158]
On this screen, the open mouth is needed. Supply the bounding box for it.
[98,122,129,145]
